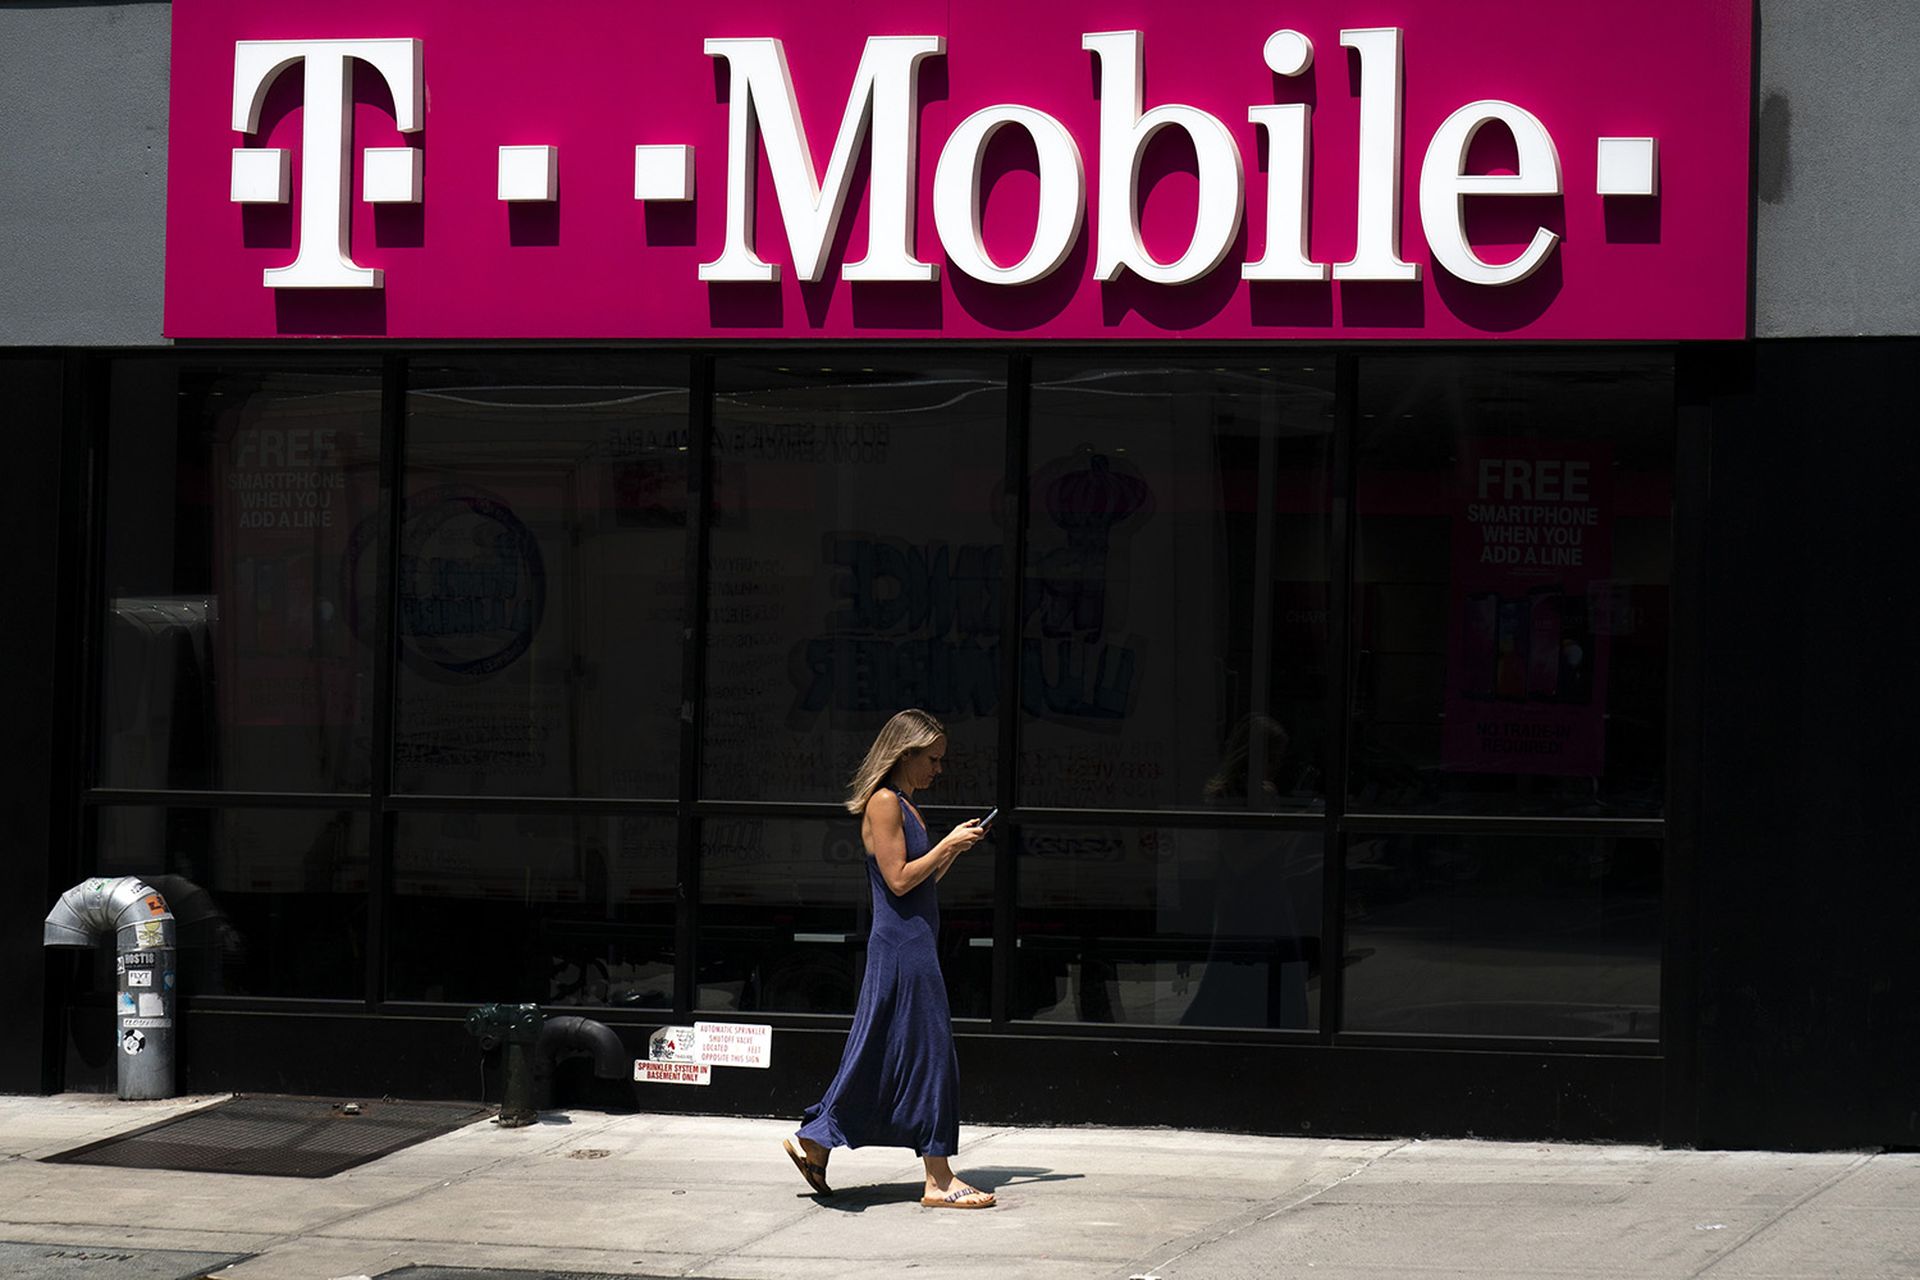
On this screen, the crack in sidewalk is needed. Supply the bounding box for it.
[1687,1151,1874,1278]
[1124,1138,1416,1278]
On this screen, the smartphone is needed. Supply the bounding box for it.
[980,808,999,830]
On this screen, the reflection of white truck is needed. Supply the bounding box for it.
[103,596,361,896]
[102,596,215,791]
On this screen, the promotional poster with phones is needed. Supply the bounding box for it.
[1443,439,1613,776]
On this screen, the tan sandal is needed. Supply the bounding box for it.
[782,1138,832,1195]
[921,1183,995,1209]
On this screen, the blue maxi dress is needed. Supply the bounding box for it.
[797,793,960,1157]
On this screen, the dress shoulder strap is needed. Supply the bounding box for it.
[894,790,924,832]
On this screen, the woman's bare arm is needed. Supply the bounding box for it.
[865,789,982,897]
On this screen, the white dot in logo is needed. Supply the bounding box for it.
[1263,30,1313,78]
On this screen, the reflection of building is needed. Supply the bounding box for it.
[2,0,1918,1153]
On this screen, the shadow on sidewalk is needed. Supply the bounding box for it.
[812,1180,927,1212]
[810,1166,1085,1212]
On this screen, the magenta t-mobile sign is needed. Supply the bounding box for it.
[163,0,1752,340]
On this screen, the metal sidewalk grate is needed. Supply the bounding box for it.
[0,1240,252,1279]
[41,1095,492,1178]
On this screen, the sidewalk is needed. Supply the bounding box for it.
[2,1093,1916,1280]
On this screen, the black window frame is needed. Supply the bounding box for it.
[68,343,1684,1060]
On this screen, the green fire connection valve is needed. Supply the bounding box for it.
[465,1003,545,1127]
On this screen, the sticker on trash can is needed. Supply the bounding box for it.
[649,1026,696,1062]
[121,1029,145,1055]
[692,1021,772,1069]
[633,1061,710,1085]
[127,969,153,988]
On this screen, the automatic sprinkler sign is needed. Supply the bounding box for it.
[173,3,1743,341]
[637,1022,773,1085]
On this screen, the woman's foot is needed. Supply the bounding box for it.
[920,1177,995,1209]
[783,1134,832,1194]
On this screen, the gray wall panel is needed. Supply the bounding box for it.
[0,3,170,347]
[1756,1,1920,337]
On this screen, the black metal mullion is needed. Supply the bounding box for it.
[993,352,1031,1029]
[385,793,679,816]
[1329,1030,1659,1057]
[1340,813,1667,840]
[675,352,716,1018]
[1659,343,1722,1145]
[366,353,408,1011]
[689,799,864,821]
[50,352,110,1091]
[1321,351,1359,1046]
[1011,804,1324,832]
[82,788,363,809]
[64,353,108,827]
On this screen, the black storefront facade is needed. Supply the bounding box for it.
[2,1,1918,1154]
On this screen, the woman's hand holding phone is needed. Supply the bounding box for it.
[944,819,987,853]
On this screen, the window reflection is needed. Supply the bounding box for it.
[95,807,367,998]
[396,359,689,797]
[1023,360,1333,810]
[100,365,384,792]
[1342,833,1660,1039]
[83,352,1676,1049]
[1351,355,1673,816]
[386,812,676,1006]
[703,357,1006,805]
[698,817,991,1017]
[1015,824,1321,1029]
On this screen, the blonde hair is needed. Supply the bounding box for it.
[1203,713,1291,804]
[845,709,947,814]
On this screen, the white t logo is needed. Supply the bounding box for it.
[231,39,423,289]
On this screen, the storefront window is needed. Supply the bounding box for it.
[1015,822,1321,1029]
[702,356,1006,806]
[99,364,384,793]
[95,806,368,999]
[1350,355,1673,817]
[1342,832,1661,1039]
[1022,360,1334,811]
[395,357,689,797]
[81,350,1672,1048]
[385,811,676,1006]
[698,815,992,1017]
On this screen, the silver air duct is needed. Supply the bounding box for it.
[45,877,178,1100]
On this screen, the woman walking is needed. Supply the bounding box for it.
[782,709,996,1208]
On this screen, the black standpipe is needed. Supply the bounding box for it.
[467,1005,632,1124]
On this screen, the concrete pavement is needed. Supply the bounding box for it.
[1,1093,1916,1279]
